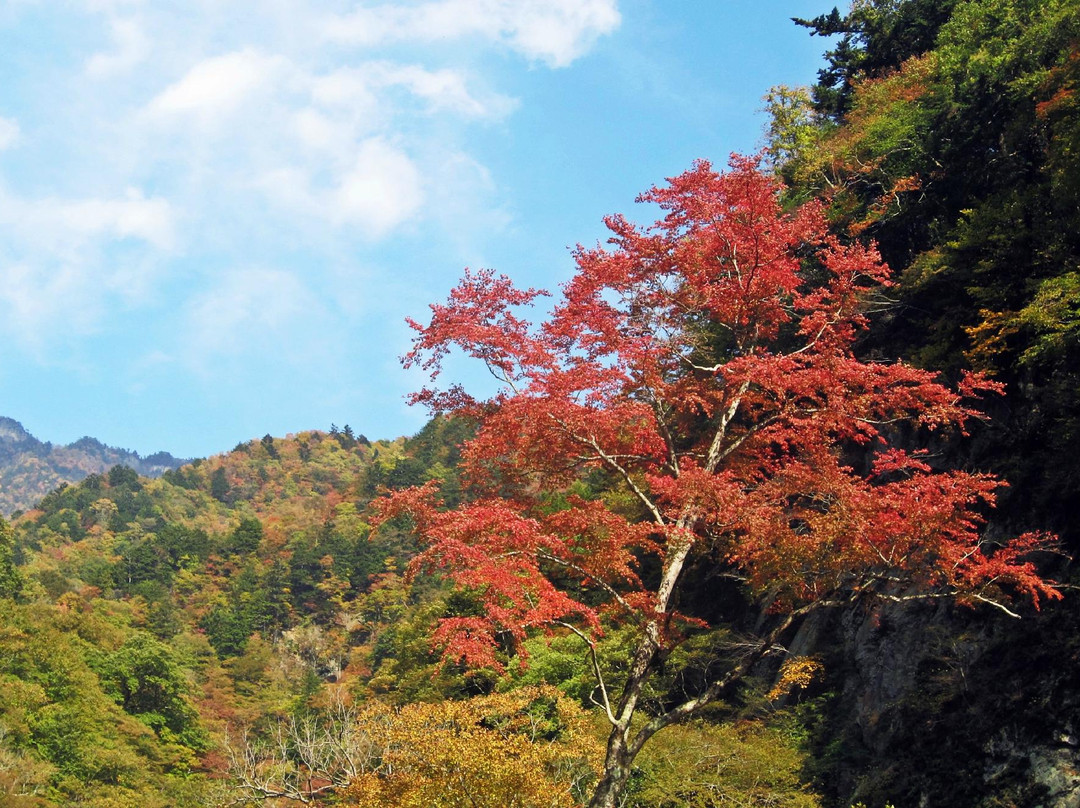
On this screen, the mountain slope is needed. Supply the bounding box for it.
[0,416,189,515]
[0,419,475,806]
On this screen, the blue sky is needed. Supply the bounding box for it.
[0,0,832,459]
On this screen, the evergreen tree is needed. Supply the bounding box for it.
[0,517,21,598]
[210,466,230,503]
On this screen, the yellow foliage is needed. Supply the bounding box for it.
[341,687,601,808]
[768,656,824,702]
[964,308,1019,371]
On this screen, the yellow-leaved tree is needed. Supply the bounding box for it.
[343,687,601,808]
[223,686,601,807]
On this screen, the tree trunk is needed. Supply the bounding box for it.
[587,732,635,808]
[584,531,695,807]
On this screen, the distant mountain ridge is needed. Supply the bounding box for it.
[0,416,189,515]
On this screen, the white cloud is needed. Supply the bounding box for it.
[304,67,388,147]
[0,184,176,348]
[147,49,285,119]
[140,55,484,238]
[388,65,486,115]
[55,190,174,249]
[325,0,621,68]
[0,0,617,359]
[310,62,515,121]
[509,1,621,66]
[373,63,517,118]
[0,262,100,349]
[0,117,19,151]
[292,107,357,154]
[257,138,424,238]
[0,185,174,252]
[334,138,424,235]
[310,68,378,110]
[86,17,149,78]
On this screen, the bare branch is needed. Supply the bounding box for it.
[970,593,1022,619]
[220,692,385,805]
[628,598,848,760]
[558,621,618,726]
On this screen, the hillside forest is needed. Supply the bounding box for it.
[1,1,1079,806]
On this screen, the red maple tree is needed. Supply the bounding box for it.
[374,155,1058,808]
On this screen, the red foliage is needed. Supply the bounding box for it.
[375,155,1059,670]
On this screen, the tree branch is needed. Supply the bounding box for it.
[536,551,639,619]
[547,412,667,525]
[558,621,618,726]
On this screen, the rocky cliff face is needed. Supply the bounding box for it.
[805,597,1080,808]
[0,417,190,515]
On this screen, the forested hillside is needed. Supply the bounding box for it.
[0,421,818,807]
[772,0,1080,537]
[761,0,1080,804]
[0,417,188,516]
[0,421,484,806]
[1,1,1078,806]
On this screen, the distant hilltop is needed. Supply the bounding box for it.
[0,416,190,515]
